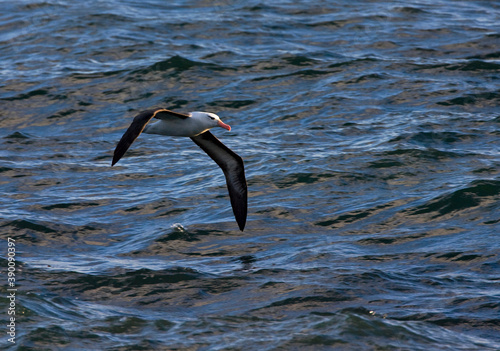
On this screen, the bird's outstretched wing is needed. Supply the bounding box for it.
[111,108,190,166]
[191,131,248,231]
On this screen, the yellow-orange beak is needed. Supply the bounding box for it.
[218,120,231,131]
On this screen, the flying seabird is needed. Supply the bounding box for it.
[111,108,247,231]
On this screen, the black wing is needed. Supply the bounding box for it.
[111,108,189,166]
[190,131,248,231]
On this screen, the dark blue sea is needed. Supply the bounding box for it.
[1,1,499,350]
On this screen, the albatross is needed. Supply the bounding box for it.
[111,108,247,231]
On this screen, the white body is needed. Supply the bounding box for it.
[144,111,229,137]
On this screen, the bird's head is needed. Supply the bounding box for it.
[191,112,231,132]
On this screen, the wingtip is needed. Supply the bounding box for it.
[237,219,246,231]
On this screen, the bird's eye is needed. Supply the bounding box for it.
[209,116,215,120]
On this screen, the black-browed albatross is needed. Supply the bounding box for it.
[111,108,247,231]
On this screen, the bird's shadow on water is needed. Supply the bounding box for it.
[232,254,257,271]
[130,225,259,263]
[154,227,259,271]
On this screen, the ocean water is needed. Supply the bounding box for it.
[1,0,499,350]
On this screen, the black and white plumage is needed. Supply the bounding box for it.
[111,108,247,231]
